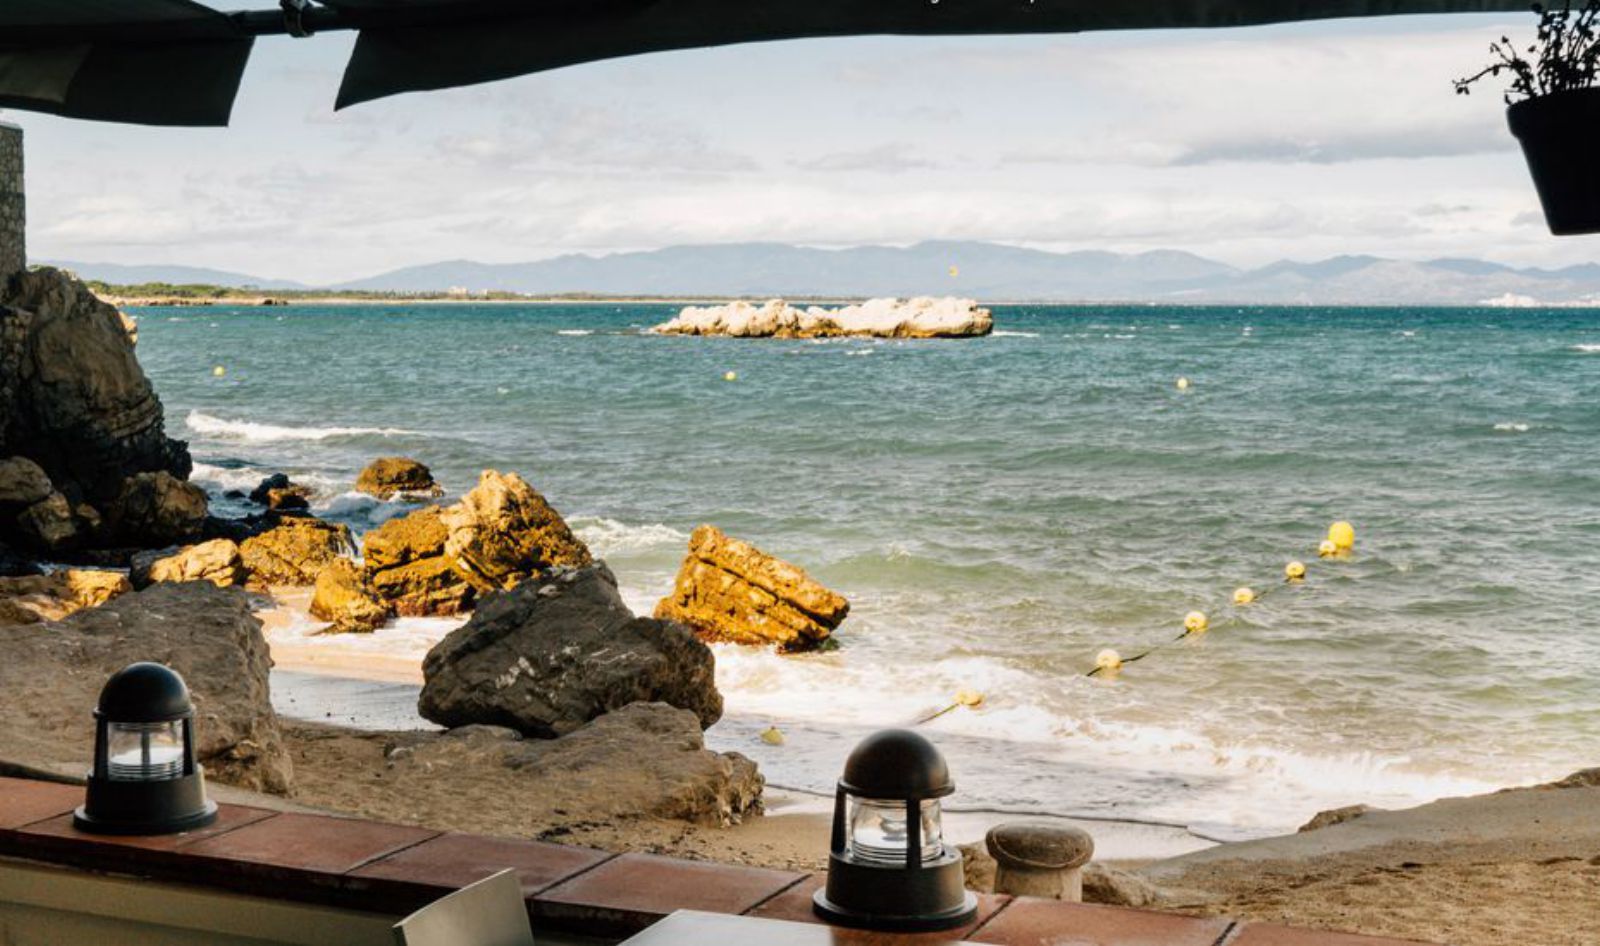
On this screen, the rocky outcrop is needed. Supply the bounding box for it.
[0,582,291,793]
[655,525,849,651]
[0,268,191,514]
[107,470,209,547]
[419,563,721,737]
[0,456,51,506]
[0,569,131,625]
[355,457,443,500]
[239,515,356,586]
[652,297,993,339]
[363,504,448,568]
[310,558,387,633]
[382,704,761,827]
[15,491,79,552]
[441,470,592,592]
[130,539,248,590]
[360,505,474,617]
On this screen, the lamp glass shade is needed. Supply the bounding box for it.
[849,797,942,866]
[106,721,185,781]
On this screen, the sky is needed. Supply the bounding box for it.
[8,11,1599,285]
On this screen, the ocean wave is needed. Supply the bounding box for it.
[187,410,414,443]
[1573,343,1600,353]
[1493,422,1531,433]
[556,329,594,336]
[570,516,689,554]
[991,330,1040,338]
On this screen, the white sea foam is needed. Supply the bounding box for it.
[187,410,413,443]
[1493,422,1531,433]
[571,516,689,555]
[1573,343,1600,353]
[991,330,1040,338]
[556,329,593,336]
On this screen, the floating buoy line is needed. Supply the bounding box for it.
[901,521,1359,725]
[1086,521,1355,679]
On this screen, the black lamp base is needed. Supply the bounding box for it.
[73,771,218,836]
[813,850,978,932]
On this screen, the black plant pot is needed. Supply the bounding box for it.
[1508,88,1600,236]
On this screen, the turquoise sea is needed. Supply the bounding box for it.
[134,302,1600,839]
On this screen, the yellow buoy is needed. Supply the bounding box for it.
[1318,539,1339,558]
[212,365,225,377]
[1176,376,1190,390]
[1183,610,1209,634]
[759,726,785,746]
[949,265,960,278]
[1285,560,1307,581]
[723,370,738,382]
[954,688,984,708]
[1095,649,1122,673]
[1328,521,1356,551]
[1233,586,1255,605]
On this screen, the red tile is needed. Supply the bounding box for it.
[1230,922,1439,946]
[535,852,805,937]
[968,898,1233,946]
[0,777,82,829]
[349,831,613,909]
[16,804,276,858]
[180,812,438,875]
[748,873,1008,944]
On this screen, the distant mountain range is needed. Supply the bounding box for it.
[48,241,1600,305]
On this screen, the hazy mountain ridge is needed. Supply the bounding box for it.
[50,242,1600,305]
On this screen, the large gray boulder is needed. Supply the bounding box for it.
[418,563,722,737]
[0,581,292,794]
[382,703,762,827]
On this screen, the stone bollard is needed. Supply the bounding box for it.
[0,121,21,283]
[985,820,1095,901]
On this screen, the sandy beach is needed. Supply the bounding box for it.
[259,596,1600,946]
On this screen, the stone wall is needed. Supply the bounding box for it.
[0,122,21,282]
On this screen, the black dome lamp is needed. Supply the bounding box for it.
[74,663,217,835]
[813,729,977,932]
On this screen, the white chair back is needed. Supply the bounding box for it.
[392,868,535,946]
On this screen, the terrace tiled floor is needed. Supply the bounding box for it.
[0,776,1439,946]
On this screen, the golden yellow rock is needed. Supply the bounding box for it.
[1285,560,1307,581]
[310,559,389,633]
[440,470,592,592]
[1233,586,1256,605]
[240,516,356,586]
[654,524,849,652]
[0,570,131,626]
[130,539,248,589]
[1328,521,1356,550]
[759,726,785,746]
[1184,610,1209,634]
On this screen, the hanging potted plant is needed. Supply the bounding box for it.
[1457,1,1600,235]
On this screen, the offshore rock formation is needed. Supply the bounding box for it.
[355,456,443,500]
[419,563,722,737]
[655,525,849,652]
[651,296,993,339]
[0,582,292,794]
[0,268,192,521]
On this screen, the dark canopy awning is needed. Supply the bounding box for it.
[0,0,1532,126]
[0,0,252,126]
